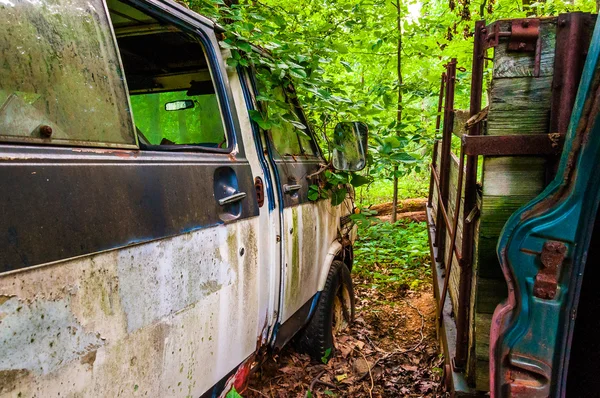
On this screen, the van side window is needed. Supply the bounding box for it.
[0,0,136,147]
[108,1,227,150]
[257,81,317,157]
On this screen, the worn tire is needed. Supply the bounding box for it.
[296,260,355,362]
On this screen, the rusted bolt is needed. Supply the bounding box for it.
[522,20,529,28]
[39,125,53,138]
[534,241,567,300]
[540,241,567,268]
[276,235,281,243]
[239,247,245,256]
[518,42,526,50]
[289,228,293,235]
[559,19,567,27]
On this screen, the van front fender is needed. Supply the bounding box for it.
[317,240,344,291]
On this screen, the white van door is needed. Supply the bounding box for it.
[0,0,277,396]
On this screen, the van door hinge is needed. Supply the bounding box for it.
[485,19,542,76]
[533,241,567,299]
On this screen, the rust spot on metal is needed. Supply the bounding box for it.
[39,125,53,138]
[80,349,97,369]
[508,19,540,52]
[462,134,565,156]
[0,369,29,394]
[533,241,567,299]
[228,153,237,162]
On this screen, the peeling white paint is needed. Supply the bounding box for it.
[0,296,104,375]
[116,226,235,333]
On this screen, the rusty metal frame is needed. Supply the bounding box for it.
[428,73,446,209]
[434,60,457,263]
[451,20,486,372]
[462,134,565,156]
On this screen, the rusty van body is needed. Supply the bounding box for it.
[0,0,365,396]
[427,12,600,397]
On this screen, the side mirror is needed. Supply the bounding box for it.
[332,122,368,172]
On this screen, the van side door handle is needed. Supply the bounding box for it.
[283,184,302,194]
[218,192,247,206]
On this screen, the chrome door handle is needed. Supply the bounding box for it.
[283,184,302,194]
[218,192,247,206]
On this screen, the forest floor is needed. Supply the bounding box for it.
[246,199,447,397]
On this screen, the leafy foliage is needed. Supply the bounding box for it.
[354,220,431,290]
[184,0,595,207]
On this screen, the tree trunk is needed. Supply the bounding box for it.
[391,0,403,223]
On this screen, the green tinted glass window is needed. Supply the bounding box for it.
[130,92,226,148]
[256,80,317,157]
[0,0,135,147]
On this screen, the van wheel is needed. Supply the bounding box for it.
[296,260,355,362]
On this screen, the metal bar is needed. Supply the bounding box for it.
[454,21,485,371]
[435,73,446,133]
[429,72,445,209]
[548,12,592,181]
[435,60,457,264]
[430,164,464,264]
[430,164,452,233]
[438,144,466,324]
[462,134,565,156]
[428,140,440,207]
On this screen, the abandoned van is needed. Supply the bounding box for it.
[0,0,366,396]
[427,13,600,397]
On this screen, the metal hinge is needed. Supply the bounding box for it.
[533,241,567,299]
[484,18,542,76]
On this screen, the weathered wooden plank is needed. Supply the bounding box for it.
[487,76,553,136]
[475,359,490,392]
[482,157,547,197]
[452,109,470,137]
[492,19,557,78]
[475,277,507,314]
[475,313,492,360]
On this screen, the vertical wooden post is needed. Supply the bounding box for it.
[454,20,485,371]
[435,60,457,264]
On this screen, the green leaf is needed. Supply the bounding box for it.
[390,152,418,163]
[289,68,307,79]
[340,61,352,72]
[249,110,272,130]
[321,347,332,364]
[237,41,252,53]
[331,187,348,206]
[350,174,370,187]
[225,387,243,398]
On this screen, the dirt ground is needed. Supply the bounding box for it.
[245,278,445,397]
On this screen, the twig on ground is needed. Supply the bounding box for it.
[359,349,374,398]
[248,387,270,397]
[305,370,337,397]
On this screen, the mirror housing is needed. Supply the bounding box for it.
[332,122,368,172]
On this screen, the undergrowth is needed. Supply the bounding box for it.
[355,172,429,207]
[353,219,431,291]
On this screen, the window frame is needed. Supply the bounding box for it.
[112,0,238,154]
